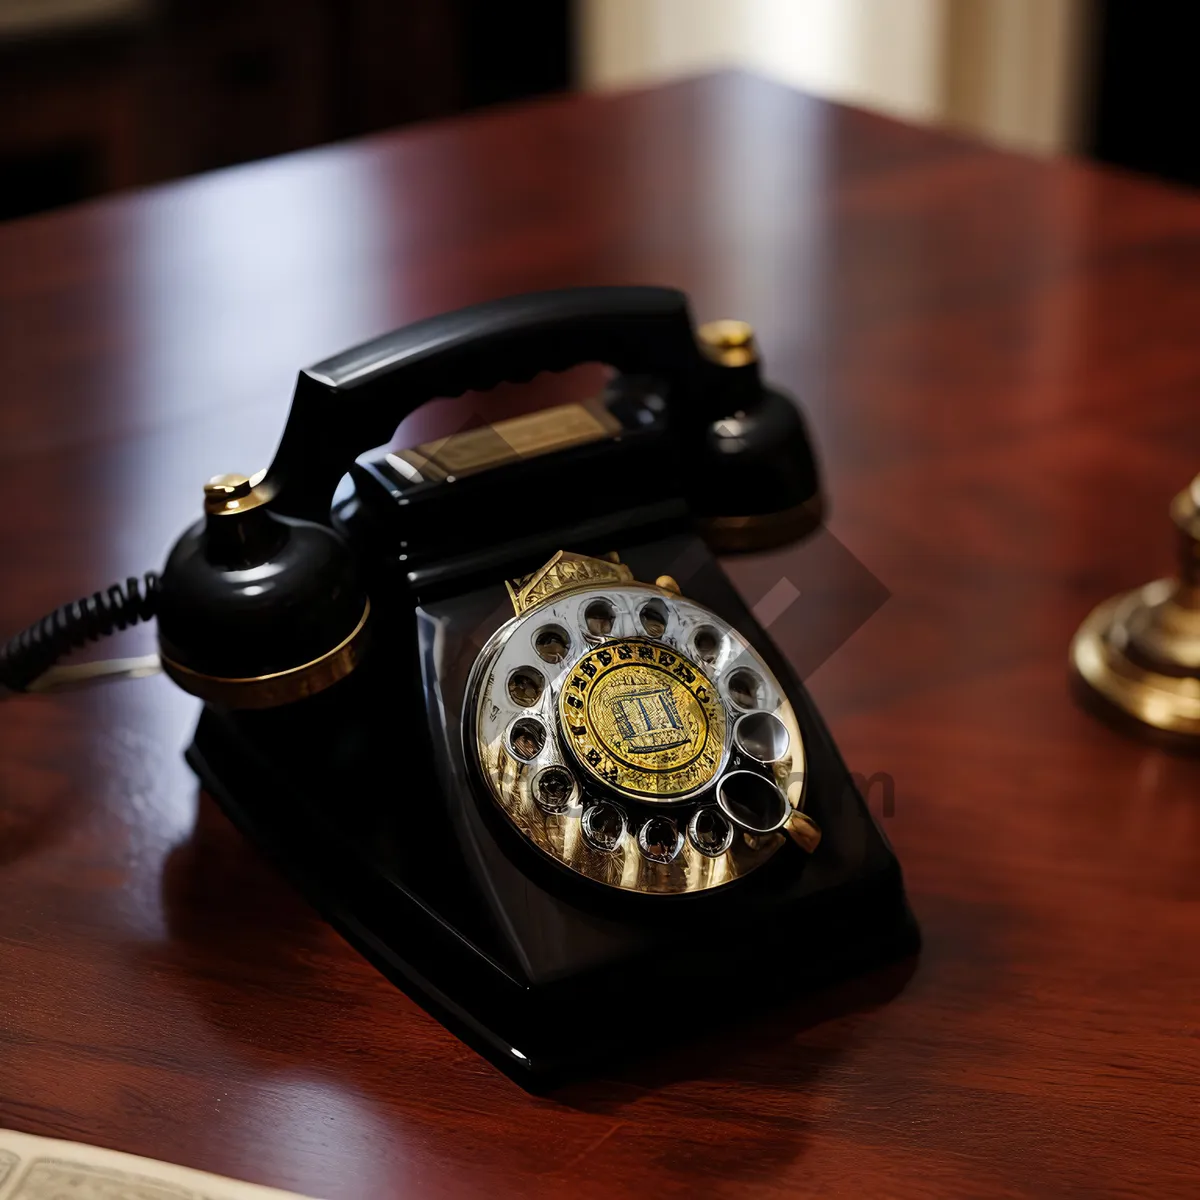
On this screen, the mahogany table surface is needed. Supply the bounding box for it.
[1,71,1198,1200]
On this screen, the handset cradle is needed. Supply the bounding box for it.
[150,286,820,708]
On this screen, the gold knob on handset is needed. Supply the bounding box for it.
[1071,473,1200,743]
[203,469,269,515]
[698,318,758,368]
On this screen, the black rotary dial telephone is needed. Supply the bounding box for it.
[0,287,916,1084]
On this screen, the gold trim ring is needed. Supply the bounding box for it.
[161,600,370,709]
[697,495,824,554]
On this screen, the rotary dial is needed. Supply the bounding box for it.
[467,559,816,895]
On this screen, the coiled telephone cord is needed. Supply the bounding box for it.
[0,573,160,693]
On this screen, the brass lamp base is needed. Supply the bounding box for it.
[1071,581,1200,740]
[1070,475,1200,747]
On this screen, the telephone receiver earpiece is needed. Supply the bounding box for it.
[154,473,369,708]
[153,286,821,708]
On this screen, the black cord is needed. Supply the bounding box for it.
[0,573,160,692]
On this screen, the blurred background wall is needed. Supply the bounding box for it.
[0,0,1193,222]
[0,0,570,220]
[579,0,1087,153]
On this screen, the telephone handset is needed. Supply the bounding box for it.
[0,286,916,1082]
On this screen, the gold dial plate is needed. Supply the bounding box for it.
[560,638,726,799]
[466,581,808,895]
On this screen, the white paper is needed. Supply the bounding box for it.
[0,1129,318,1200]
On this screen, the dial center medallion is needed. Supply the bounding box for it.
[558,637,726,800]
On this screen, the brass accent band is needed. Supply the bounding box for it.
[160,600,370,709]
[697,494,824,554]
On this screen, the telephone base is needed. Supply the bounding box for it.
[186,548,918,1088]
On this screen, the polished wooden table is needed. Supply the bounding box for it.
[2,71,1199,1199]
